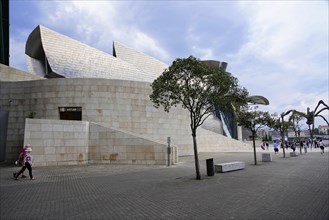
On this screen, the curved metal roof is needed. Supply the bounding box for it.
[25,25,167,82]
[248,95,269,105]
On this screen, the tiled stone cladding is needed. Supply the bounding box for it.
[22,119,176,166]
[1,76,251,163]
[0,80,37,160]
[89,122,177,165]
[24,119,89,166]
[26,26,242,127]
[0,64,45,81]
[197,128,252,153]
[24,26,234,142]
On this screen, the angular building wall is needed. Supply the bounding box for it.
[1,25,252,164]
[25,26,229,136]
[0,75,251,162]
[0,64,45,81]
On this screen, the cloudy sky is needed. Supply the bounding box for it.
[9,1,328,128]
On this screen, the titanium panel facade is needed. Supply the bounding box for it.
[26,26,157,82]
[113,41,168,78]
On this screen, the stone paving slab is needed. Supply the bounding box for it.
[0,149,328,220]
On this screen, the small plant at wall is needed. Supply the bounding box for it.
[27,111,36,118]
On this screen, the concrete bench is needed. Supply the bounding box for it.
[215,161,245,173]
[290,152,299,157]
[262,153,272,162]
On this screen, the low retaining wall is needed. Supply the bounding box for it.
[24,119,176,166]
[89,122,176,165]
[24,119,89,166]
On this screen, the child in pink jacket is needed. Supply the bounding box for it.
[14,147,35,180]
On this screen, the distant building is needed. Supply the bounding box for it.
[318,125,329,135]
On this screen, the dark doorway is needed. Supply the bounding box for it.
[59,107,82,121]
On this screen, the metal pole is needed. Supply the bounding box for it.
[281,115,286,158]
[167,137,171,166]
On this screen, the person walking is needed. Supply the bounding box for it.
[314,139,318,148]
[14,147,35,180]
[303,141,307,154]
[299,140,303,154]
[290,142,296,152]
[308,138,312,151]
[319,139,325,155]
[273,141,279,154]
[261,142,265,150]
[13,144,29,178]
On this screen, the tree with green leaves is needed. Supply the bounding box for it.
[288,111,306,153]
[289,112,304,141]
[236,106,272,165]
[150,56,248,180]
[268,113,293,158]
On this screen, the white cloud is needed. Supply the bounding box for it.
[235,1,328,73]
[131,31,169,61]
[184,27,215,60]
[9,39,26,70]
[9,30,29,71]
[228,1,328,127]
[37,1,169,62]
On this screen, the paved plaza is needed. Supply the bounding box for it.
[0,148,328,220]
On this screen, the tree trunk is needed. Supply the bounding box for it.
[252,131,257,165]
[299,143,303,155]
[192,131,201,180]
[298,131,302,154]
[308,124,313,148]
[281,129,286,158]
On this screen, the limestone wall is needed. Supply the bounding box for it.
[197,128,252,152]
[22,119,176,166]
[1,76,250,162]
[24,119,89,166]
[89,122,176,165]
[0,64,44,81]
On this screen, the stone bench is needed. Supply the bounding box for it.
[290,152,299,157]
[262,153,272,162]
[215,161,245,173]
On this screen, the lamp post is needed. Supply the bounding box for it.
[167,137,171,166]
[250,119,258,165]
[280,110,295,158]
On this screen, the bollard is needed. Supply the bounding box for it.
[206,158,214,176]
[167,137,171,166]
